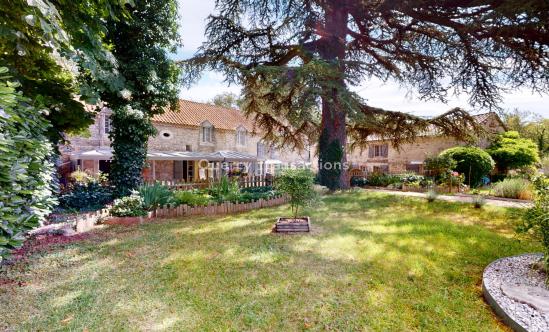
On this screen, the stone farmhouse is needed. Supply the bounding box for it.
[60,101,505,182]
[347,112,506,175]
[60,100,312,182]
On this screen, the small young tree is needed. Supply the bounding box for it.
[275,169,317,219]
[487,131,540,173]
[439,147,495,187]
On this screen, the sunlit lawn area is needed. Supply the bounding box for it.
[0,191,539,331]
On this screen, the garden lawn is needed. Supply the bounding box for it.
[0,191,540,331]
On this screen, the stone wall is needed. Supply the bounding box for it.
[65,108,111,153]
[148,123,261,155]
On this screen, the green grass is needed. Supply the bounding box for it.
[0,191,540,331]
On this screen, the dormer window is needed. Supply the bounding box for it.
[236,126,246,146]
[201,121,213,144]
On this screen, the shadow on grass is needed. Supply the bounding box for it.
[0,191,539,331]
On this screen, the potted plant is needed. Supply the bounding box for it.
[274,168,317,233]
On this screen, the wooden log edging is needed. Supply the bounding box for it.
[153,195,289,219]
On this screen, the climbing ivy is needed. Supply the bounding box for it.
[102,0,181,195]
[108,105,156,197]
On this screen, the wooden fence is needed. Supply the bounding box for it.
[152,195,288,218]
[149,175,275,191]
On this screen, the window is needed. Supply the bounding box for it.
[160,130,173,139]
[369,143,388,158]
[185,145,192,152]
[236,127,246,146]
[406,163,421,174]
[257,142,265,158]
[201,121,213,143]
[104,115,112,134]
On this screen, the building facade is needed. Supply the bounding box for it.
[61,100,311,182]
[347,112,506,174]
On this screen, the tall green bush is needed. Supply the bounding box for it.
[275,169,317,219]
[487,131,540,173]
[439,146,495,187]
[0,69,56,260]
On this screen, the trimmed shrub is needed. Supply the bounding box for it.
[110,192,146,217]
[138,183,173,210]
[439,146,495,187]
[350,176,368,187]
[59,182,113,212]
[275,169,317,218]
[491,178,533,200]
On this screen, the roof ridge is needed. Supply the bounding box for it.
[178,98,241,112]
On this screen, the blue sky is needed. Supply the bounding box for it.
[175,0,548,118]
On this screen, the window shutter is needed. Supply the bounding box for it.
[382,144,388,157]
[368,145,374,158]
[173,161,183,180]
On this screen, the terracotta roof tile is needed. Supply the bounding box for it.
[152,99,255,131]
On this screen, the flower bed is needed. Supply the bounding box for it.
[152,195,288,219]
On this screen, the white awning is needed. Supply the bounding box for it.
[71,148,257,162]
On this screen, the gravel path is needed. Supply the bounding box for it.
[483,254,549,332]
[363,188,533,208]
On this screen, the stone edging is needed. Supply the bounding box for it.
[482,254,535,332]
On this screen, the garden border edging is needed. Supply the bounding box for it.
[482,253,536,332]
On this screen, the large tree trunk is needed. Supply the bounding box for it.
[317,2,349,190]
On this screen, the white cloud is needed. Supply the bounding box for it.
[177,0,549,118]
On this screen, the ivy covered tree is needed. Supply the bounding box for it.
[101,0,181,196]
[184,0,549,189]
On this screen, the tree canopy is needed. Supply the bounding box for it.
[487,131,540,172]
[210,92,242,109]
[0,0,129,142]
[502,109,549,157]
[184,0,549,189]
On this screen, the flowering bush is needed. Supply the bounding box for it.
[110,192,146,217]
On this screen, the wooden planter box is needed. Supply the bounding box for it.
[274,216,310,233]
